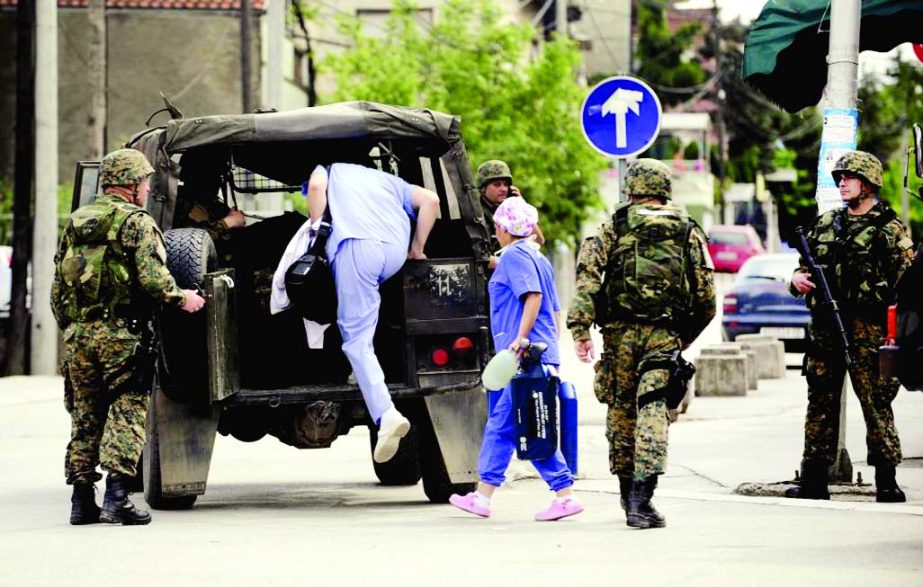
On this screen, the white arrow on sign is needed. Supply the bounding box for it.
[601,88,644,149]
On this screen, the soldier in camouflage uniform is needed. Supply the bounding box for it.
[51,149,206,525]
[567,159,715,529]
[475,160,544,269]
[788,150,914,502]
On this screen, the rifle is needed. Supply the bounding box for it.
[793,226,860,388]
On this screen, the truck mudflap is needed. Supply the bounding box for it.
[205,269,239,402]
[423,386,486,484]
[143,388,220,509]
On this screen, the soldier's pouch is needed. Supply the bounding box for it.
[638,351,695,411]
[593,353,615,404]
[66,245,107,303]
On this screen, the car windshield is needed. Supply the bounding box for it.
[736,255,799,283]
[710,231,749,246]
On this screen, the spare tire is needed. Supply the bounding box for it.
[159,228,217,403]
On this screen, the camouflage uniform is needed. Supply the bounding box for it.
[51,150,186,485]
[476,160,513,252]
[792,153,914,468]
[568,159,716,480]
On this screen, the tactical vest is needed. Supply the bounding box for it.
[808,205,897,315]
[599,202,695,326]
[55,198,150,323]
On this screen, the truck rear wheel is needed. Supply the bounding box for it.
[369,425,422,486]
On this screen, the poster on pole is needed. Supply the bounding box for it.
[815,108,859,214]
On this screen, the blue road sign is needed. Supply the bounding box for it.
[580,76,663,158]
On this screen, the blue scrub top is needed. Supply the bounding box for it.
[313,163,417,261]
[488,239,560,365]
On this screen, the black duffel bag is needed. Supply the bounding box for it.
[285,213,337,324]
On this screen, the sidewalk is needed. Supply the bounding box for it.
[543,325,923,515]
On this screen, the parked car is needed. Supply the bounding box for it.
[722,252,809,352]
[0,245,11,319]
[708,224,765,273]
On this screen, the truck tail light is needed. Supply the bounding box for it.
[452,336,474,359]
[431,348,450,367]
[887,304,897,344]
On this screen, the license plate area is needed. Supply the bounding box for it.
[403,258,477,320]
[760,326,805,339]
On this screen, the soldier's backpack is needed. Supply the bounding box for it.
[55,200,146,323]
[596,202,696,327]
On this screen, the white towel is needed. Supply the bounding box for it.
[270,217,331,349]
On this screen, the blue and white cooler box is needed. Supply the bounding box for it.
[488,364,578,475]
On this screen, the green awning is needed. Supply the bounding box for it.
[743,0,923,113]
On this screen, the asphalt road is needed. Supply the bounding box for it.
[2,369,922,586]
[2,273,922,586]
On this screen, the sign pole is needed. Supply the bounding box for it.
[814,0,861,484]
[581,76,663,208]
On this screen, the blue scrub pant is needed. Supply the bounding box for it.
[332,238,407,424]
[478,380,574,492]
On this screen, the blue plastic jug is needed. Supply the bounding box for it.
[558,380,578,476]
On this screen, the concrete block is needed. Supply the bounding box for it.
[694,351,748,397]
[700,344,757,389]
[735,334,786,379]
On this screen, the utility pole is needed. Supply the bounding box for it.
[711,0,727,212]
[8,0,36,375]
[555,0,567,39]
[266,0,284,110]
[87,0,106,158]
[819,0,861,485]
[32,0,58,375]
[241,0,254,113]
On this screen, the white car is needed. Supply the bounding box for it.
[0,246,11,319]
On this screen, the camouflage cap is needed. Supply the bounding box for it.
[831,150,883,189]
[99,148,154,187]
[625,158,672,199]
[476,160,512,188]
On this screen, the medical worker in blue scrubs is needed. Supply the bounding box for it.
[306,163,440,463]
[449,197,583,521]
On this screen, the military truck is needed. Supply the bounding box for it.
[880,123,923,392]
[71,102,492,508]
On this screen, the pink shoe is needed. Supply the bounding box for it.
[449,492,491,518]
[535,498,584,521]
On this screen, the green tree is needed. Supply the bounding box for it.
[633,0,706,107]
[857,58,923,240]
[322,0,606,245]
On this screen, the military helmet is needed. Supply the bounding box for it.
[476,160,512,188]
[99,148,154,188]
[831,150,883,189]
[625,158,672,200]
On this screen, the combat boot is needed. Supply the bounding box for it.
[618,475,632,515]
[100,473,152,525]
[627,476,666,529]
[875,465,906,503]
[69,482,101,525]
[784,460,830,500]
